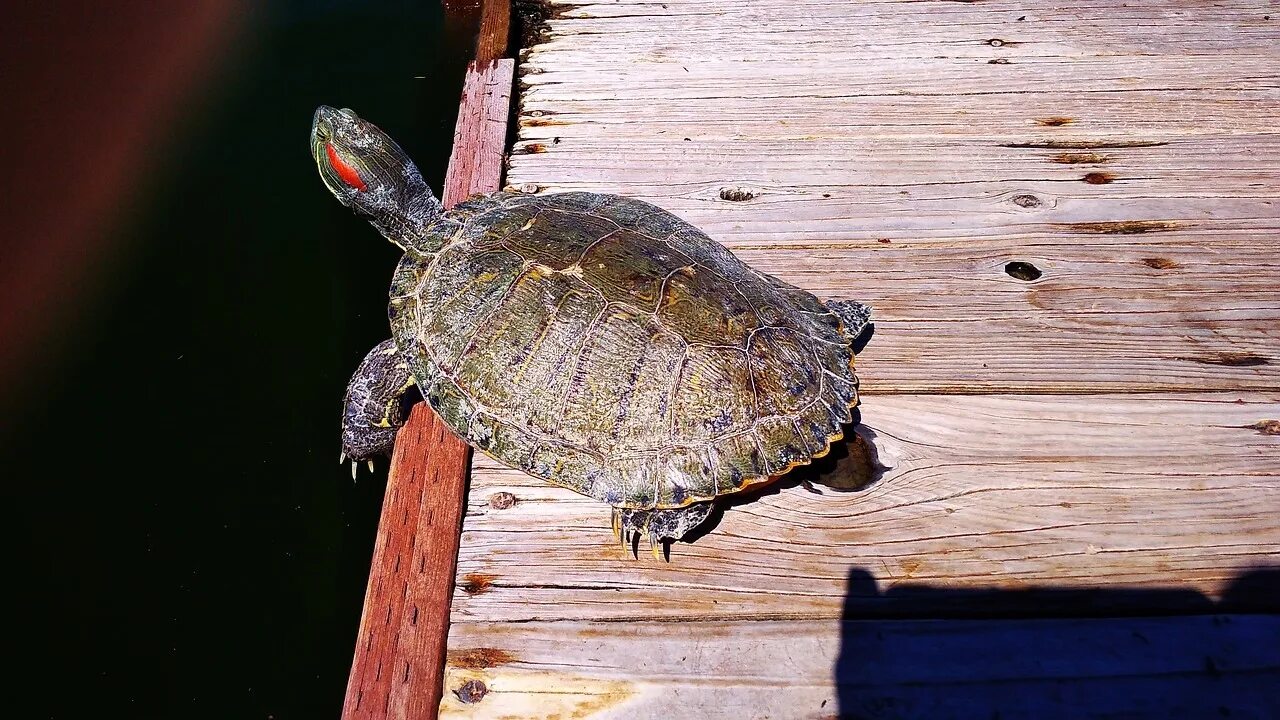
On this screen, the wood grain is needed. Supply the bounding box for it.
[475,0,510,65]
[342,405,472,719]
[439,615,1280,719]
[341,23,515,720]
[444,0,1280,716]
[451,393,1280,622]
[443,60,516,205]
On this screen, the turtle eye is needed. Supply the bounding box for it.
[325,142,368,191]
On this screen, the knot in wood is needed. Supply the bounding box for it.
[1011,194,1042,208]
[719,186,756,202]
[488,491,518,509]
[1005,261,1042,281]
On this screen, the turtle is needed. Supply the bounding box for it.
[312,106,872,559]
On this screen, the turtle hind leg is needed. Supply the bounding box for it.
[340,339,416,478]
[613,503,715,561]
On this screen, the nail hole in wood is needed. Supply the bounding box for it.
[1005,261,1042,281]
[455,679,489,704]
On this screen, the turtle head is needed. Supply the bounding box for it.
[311,106,442,249]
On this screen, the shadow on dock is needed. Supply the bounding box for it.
[833,566,1280,719]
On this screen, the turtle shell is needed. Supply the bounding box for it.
[388,191,859,509]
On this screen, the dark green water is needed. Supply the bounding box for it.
[10,2,475,716]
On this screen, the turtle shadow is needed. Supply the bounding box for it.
[681,416,889,545]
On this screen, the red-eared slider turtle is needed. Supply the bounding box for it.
[312,106,871,558]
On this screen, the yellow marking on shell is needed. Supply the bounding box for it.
[476,270,498,282]
[562,262,585,278]
[519,217,536,232]
[512,309,560,385]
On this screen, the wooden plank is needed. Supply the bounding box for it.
[444,60,517,204]
[451,393,1280,623]
[341,49,515,720]
[506,0,1280,393]
[447,0,1280,716]
[475,0,510,64]
[342,405,472,719]
[440,615,1280,719]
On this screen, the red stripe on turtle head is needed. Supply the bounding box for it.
[325,142,367,191]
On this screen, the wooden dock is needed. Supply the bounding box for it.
[434,0,1280,717]
[347,0,1280,718]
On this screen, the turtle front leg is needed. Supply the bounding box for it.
[340,339,416,478]
[612,503,715,561]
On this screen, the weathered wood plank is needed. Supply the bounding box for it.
[517,92,1279,139]
[440,614,1280,719]
[341,54,515,720]
[520,61,1279,102]
[451,394,1280,622]
[509,136,1280,199]
[445,0,1280,716]
[343,405,473,719]
[474,0,510,64]
[443,60,516,204]
[507,0,1280,393]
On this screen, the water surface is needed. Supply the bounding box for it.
[8,2,475,716]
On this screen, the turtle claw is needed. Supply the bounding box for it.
[612,504,713,561]
[649,535,667,562]
[351,460,359,481]
[366,459,375,473]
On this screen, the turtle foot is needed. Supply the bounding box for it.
[612,503,715,561]
[341,339,416,480]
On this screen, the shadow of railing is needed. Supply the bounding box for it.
[835,567,1280,719]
